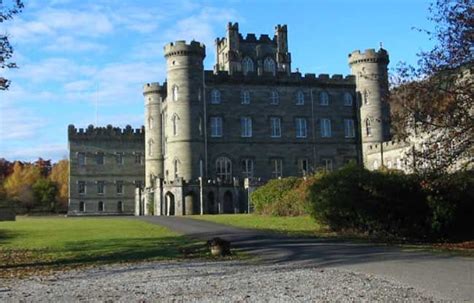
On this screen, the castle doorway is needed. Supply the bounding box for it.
[223,191,233,213]
[165,192,175,216]
[184,192,195,215]
[207,192,216,214]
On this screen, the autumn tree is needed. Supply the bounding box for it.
[390,0,473,173]
[1,0,24,90]
[3,162,41,211]
[49,159,69,211]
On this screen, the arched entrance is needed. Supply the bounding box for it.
[184,192,195,215]
[223,191,233,214]
[207,191,216,214]
[165,192,175,216]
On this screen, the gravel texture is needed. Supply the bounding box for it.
[0,260,442,302]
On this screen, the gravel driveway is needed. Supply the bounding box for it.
[0,260,439,302]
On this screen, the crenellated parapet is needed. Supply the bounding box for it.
[164,40,205,58]
[143,82,166,96]
[365,139,410,154]
[68,124,144,141]
[348,48,390,65]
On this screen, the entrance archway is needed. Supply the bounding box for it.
[165,192,175,216]
[223,191,233,213]
[184,192,195,215]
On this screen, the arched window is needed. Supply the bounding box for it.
[172,85,179,102]
[174,159,179,179]
[148,139,154,156]
[148,116,153,129]
[117,201,123,213]
[263,57,276,75]
[211,89,221,104]
[241,90,250,104]
[242,57,254,75]
[98,201,104,212]
[319,91,329,105]
[171,114,179,136]
[296,91,304,105]
[270,90,279,105]
[343,92,353,106]
[79,201,85,212]
[216,157,232,183]
[366,118,372,136]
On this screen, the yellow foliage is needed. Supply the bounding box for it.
[3,162,41,199]
[49,160,69,208]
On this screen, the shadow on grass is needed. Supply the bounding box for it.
[0,229,22,245]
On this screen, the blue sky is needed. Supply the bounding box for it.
[1,0,435,162]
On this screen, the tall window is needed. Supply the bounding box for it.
[319,91,329,106]
[271,159,283,178]
[320,118,332,137]
[135,152,143,165]
[117,201,123,213]
[344,119,355,138]
[171,114,179,136]
[115,152,124,165]
[241,90,250,104]
[172,85,179,101]
[241,117,252,137]
[242,57,254,75]
[148,116,154,129]
[295,118,307,138]
[270,117,281,138]
[322,158,333,171]
[296,91,305,105]
[97,181,105,195]
[78,181,86,194]
[216,157,232,183]
[241,158,254,178]
[363,90,369,105]
[79,201,85,212]
[98,201,104,212]
[270,90,279,105]
[298,158,309,175]
[78,152,85,166]
[148,139,154,156]
[116,181,124,195]
[210,117,223,137]
[96,152,104,165]
[343,92,353,106]
[174,159,179,179]
[211,89,221,104]
[263,57,276,75]
[366,118,372,136]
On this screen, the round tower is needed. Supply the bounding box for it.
[143,82,165,188]
[349,48,391,164]
[164,40,206,181]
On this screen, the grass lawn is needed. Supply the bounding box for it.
[192,214,332,237]
[0,217,203,278]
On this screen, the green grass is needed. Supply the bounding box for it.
[192,214,330,237]
[0,217,204,277]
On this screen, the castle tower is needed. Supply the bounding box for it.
[349,48,391,166]
[275,24,291,75]
[143,82,165,188]
[226,22,241,74]
[164,41,206,181]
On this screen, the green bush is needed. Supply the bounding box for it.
[251,177,301,215]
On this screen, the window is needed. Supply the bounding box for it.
[173,159,179,179]
[344,119,355,138]
[148,139,154,156]
[135,152,143,165]
[97,181,105,195]
[241,117,252,137]
[344,92,353,106]
[270,117,281,138]
[263,57,276,75]
[241,90,250,104]
[322,158,333,171]
[373,160,379,170]
[298,158,309,175]
[270,90,279,105]
[210,117,223,137]
[148,116,153,129]
[172,85,179,102]
[96,152,104,165]
[295,118,307,138]
[115,152,124,165]
[211,89,221,104]
[78,181,86,195]
[296,91,305,105]
[98,201,104,212]
[216,157,232,183]
[171,114,179,136]
[366,119,372,136]
[320,118,332,137]
[117,201,123,213]
[319,91,329,106]
[79,201,85,212]
[271,159,283,178]
[78,152,85,166]
[363,90,369,105]
[241,158,254,178]
[116,181,124,195]
[242,57,254,75]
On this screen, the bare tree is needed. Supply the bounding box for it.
[1,0,24,90]
[390,0,473,173]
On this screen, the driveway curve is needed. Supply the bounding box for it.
[138,216,474,301]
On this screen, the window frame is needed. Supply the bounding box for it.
[78,152,86,166]
[240,90,250,104]
[270,90,279,105]
[241,158,254,178]
[97,181,105,195]
[296,90,305,105]
[343,92,353,106]
[319,91,329,106]
[344,119,355,138]
[216,157,232,183]
[78,181,86,195]
[295,117,308,138]
[210,116,223,137]
[271,158,283,178]
[270,117,282,138]
[240,117,253,138]
[116,181,124,195]
[320,118,332,138]
[210,89,221,104]
[172,85,179,102]
[96,152,104,165]
[242,57,254,75]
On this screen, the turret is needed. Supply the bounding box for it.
[143,82,165,188]
[164,40,206,181]
[349,48,391,166]
[275,24,291,74]
[226,22,241,74]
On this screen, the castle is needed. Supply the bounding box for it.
[68,22,395,216]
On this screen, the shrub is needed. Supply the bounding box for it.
[251,177,302,215]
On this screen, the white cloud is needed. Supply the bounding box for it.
[0,143,68,162]
[0,105,47,140]
[44,36,106,52]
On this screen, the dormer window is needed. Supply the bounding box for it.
[211,89,221,104]
[242,57,254,75]
[263,57,276,75]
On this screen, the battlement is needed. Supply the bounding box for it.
[204,70,355,86]
[143,82,166,95]
[365,139,410,153]
[275,24,287,32]
[348,48,389,65]
[68,124,145,141]
[164,40,206,58]
[227,22,239,31]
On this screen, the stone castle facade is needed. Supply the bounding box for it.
[68,22,393,216]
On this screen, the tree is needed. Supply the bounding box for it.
[390,0,473,173]
[33,178,58,212]
[3,162,41,211]
[49,160,69,211]
[1,0,24,90]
